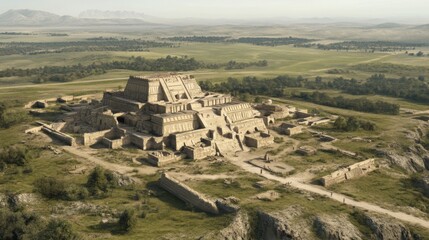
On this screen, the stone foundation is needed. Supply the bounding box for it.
[321,158,378,187]
[158,173,219,214]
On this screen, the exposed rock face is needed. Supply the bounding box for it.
[255,190,281,201]
[216,196,241,213]
[110,171,136,186]
[362,213,415,240]
[382,122,429,173]
[201,211,250,240]
[256,205,313,240]
[383,145,429,173]
[0,193,38,208]
[419,176,429,196]
[314,215,362,240]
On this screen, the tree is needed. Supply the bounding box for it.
[36,219,80,240]
[118,209,137,232]
[86,166,108,195]
[334,116,347,130]
[346,117,361,131]
[254,96,263,103]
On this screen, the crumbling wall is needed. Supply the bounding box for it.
[183,145,216,160]
[231,118,267,134]
[244,132,274,148]
[321,159,377,187]
[158,173,219,214]
[41,125,76,146]
[171,129,210,150]
[147,151,180,166]
[83,129,111,146]
[101,136,128,149]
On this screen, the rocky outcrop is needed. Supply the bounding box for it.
[0,193,38,209]
[256,205,313,240]
[158,173,219,214]
[201,211,250,240]
[382,122,429,173]
[216,196,240,213]
[361,213,415,240]
[417,176,429,196]
[314,215,362,240]
[383,145,429,173]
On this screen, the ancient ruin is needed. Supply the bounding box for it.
[28,73,290,162]
[321,158,378,187]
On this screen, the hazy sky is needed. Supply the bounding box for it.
[1,0,428,19]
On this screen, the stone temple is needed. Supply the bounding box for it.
[56,73,287,165]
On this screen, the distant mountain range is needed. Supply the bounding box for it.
[0,9,428,28]
[0,9,160,26]
[79,10,147,19]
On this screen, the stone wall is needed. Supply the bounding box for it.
[321,158,378,187]
[183,145,216,160]
[41,125,76,146]
[151,112,200,136]
[101,136,129,149]
[147,151,180,166]
[244,132,274,148]
[102,92,143,112]
[222,103,255,123]
[231,118,267,134]
[158,173,219,214]
[280,123,303,136]
[83,129,111,146]
[171,129,210,151]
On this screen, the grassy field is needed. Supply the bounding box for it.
[1,30,429,239]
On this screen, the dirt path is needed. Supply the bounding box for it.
[62,146,158,181]
[228,156,429,229]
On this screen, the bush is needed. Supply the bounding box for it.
[0,209,44,239]
[0,145,34,172]
[86,166,108,195]
[36,219,80,240]
[334,116,376,132]
[34,176,87,201]
[118,209,137,232]
[0,102,30,129]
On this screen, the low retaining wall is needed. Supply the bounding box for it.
[321,158,377,187]
[83,129,111,146]
[41,125,76,146]
[158,173,219,214]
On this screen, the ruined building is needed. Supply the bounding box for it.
[59,73,280,163]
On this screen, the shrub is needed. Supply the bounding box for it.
[118,209,137,232]
[86,166,108,195]
[34,177,87,201]
[334,116,376,132]
[0,208,44,239]
[0,145,31,166]
[36,219,80,240]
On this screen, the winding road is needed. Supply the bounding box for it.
[228,154,429,229]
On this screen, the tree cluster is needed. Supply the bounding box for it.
[296,40,426,52]
[0,207,80,240]
[200,76,400,115]
[163,36,313,46]
[0,56,268,84]
[34,166,118,200]
[297,91,400,115]
[0,38,172,56]
[333,116,377,131]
